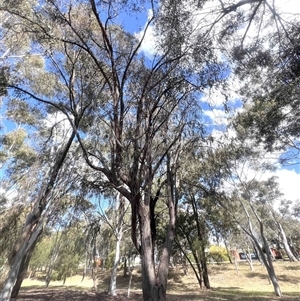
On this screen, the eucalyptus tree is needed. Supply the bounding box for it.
[270,199,300,261]
[206,137,284,296]
[215,1,300,162]
[0,22,99,301]
[0,1,226,300]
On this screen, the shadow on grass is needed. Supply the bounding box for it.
[96,273,142,291]
[17,287,98,301]
[283,264,300,271]
[245,271,269,280]
[278,274,299,285]
[167,288,300,301]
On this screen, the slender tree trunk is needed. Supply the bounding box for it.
[190,197,210,289]
[201,255,210,289]
[278,223,298,262]
[252,234,281,296]
[262,239,282,296]
[243,248,253,271]
[175,240,202,287]
[234,256,239,274]
[223,239,233,264]
[288,238,300,260]
[151,156,178,301]
[127,267,133,299]
[45,231,63,288]
[194,255,203,289]
[108,232,122,296]
[123,257,127,277]
[252,227,282,297]
[2,130,76,299]
[108,194,125,296]
[81,250,88,282]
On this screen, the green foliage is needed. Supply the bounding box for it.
[52,226,86,280]
[0,127,37,171]
[6,99,43,126]
[105,250,116,270]
[208,245,228,263]
[30,236,53,270]
[0,206,27,268]
[29,224,86,281]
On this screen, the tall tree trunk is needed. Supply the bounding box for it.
[139,201,157,301]
[277,223,298,262]
[252,224,282,297]
[201,255,210,289]
[190,197,210,289]
[288,238,300,260]
[154,181,177,300]
[175,239,202,287]
[243,247,254,271]
[108,194,125,296]
[1,130,76,300]
[11,229,42,298]
[45,229,63,287]
[0,224,43,301]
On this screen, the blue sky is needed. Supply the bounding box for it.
[131,0,300,203]
[2,0,300,203]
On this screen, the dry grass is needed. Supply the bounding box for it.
[18,260,300,300]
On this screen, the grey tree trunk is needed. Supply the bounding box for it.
[243,248,253,271]
[278,223,298,262]
[45,229,64,287]
[127,264,133,299]
[108,194,125,296]
[252,226,282,297]
[11,231,42,298]
[108,233,122,296]
[139,201,157,301]
[145,155,178,301]
[0,224,43,301]
[1,129,76,299]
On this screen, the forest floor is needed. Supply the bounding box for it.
[13,261,300,300]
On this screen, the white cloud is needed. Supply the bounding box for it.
[204,108,228,126]
[134,9,159,57]
[43,111,73,145]
[135,24,157,57]
[275,168,300,202]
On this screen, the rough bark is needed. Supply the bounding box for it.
[154,168,177,301]
[11,229,42,298]
[139,201,156,301]
[0,224,43,301]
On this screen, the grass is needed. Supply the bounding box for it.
[19,260,300,300]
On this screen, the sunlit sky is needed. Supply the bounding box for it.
[1,0,300,203]
[134,0,300,203]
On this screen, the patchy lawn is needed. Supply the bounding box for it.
[13,261,300,300]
